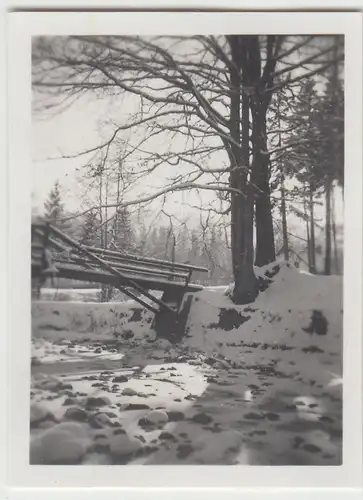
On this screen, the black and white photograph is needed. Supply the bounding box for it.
[5,10,363,490]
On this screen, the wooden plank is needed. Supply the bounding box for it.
[112,286,159,314]
[34,242,191,279]
[49,224,178,313]
[53,255,189,281]
[84,245,209,273]
[31,262,203,292]
[32,260,201,289]
[32,223,208,274]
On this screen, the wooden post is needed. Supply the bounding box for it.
[178,269,193,314]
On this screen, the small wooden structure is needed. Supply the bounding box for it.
[31,222,208,341]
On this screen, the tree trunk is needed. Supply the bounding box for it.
[326,37,339,275]
[171,234,176,263]
[277,92,289,262]
[98,175,104,248]
[280,171,289,261]
[104,173,109,250]
[303,188,311,272]
[246,36,276,268]
[324,177,332,275]
[114,168,121,243]
[252,106,276,267]
[228,35,259,304]
[233,187,260,304]
[308,182,316,274]
[332,187,339,274]
[228,37,244,280]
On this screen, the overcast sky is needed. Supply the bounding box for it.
[32,91,224,225]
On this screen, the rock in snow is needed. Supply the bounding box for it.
[192,412,213,425]
[86,396,111,408]
[90,412,115,428]
[193,430,243,463]
[144,409,169,425]
[30,422,90,465]
[110,433,142,457]
[38,420,56,431]
[41,377,68,392]
[30,403,55,427]
[64,407,88,422]
[121,387,138,396]
[166,410,185,422]
[112,375,129,383]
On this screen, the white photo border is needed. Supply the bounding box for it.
[4,7,363,498]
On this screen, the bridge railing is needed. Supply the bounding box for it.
[31,221,208,316]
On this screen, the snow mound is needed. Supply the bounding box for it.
[193,429,244,463]
[32,301,155,343]
[187,263,342,361]
[30,422,90,465]
[30,403,55,426]
[110,433,143,457]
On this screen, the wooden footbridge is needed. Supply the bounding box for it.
[31,221,208,341]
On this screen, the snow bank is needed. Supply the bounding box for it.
[188,264,342,353]
[32,301,155,343]
[33,264,343,367]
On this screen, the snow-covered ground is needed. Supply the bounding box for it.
[30,263,343,466]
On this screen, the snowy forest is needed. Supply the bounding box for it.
[32,35,344,301]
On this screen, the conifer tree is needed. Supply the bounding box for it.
[80,210,99,247]
[44,181,65,227]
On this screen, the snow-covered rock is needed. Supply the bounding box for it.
[192,412,213,425]
[39,376,71,392]
[31,357,42,366]
[109,433,142,457]
[144,409,169,425]
[32,372,48,382]
[85,396,111,408]
[193,430,243,463]
[38,420,56,431]
[122,387,138,396]
[30,403,55,427]
[294,396,325,422]
[187,358,202,366]
[30,422,90,464]
[113,375,129,383]
[91,412,114,427]
[64,407,88,422]
[58,339,71,346]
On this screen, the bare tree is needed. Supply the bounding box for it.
[32,34,343,303]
